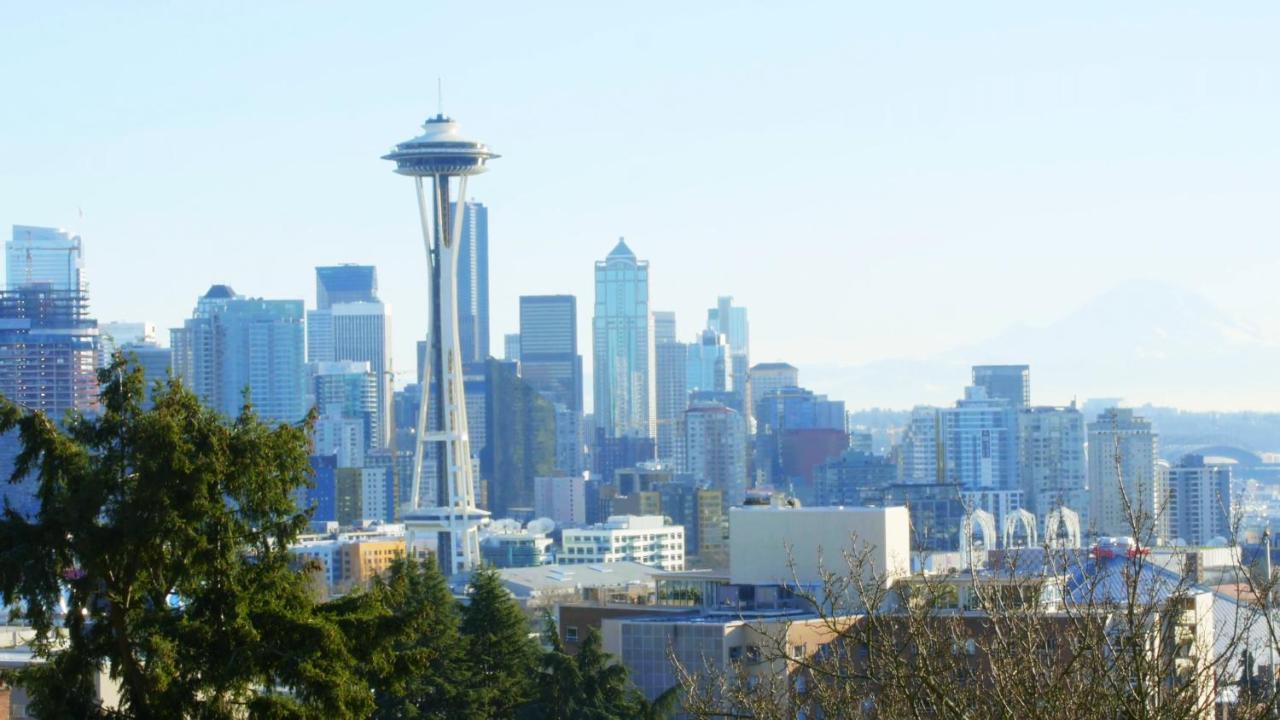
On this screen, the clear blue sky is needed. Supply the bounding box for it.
[2,2,1278,409]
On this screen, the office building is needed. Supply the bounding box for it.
[755,385,846,489]
[312,360,379,453]
[677,402,749,508]
[481,359,557,517]
[814,449,897,507]
[307,266,391,448]
[7,225,83,292]
[99,321,157,363]
[686,329,728,395]
[898,406,941,483]
[653,325,687,465]
[1018,405,1087,522]
[480,528,553,568]
[939,386,1018,490]
[651,310,677,344]
[0,285,100,517]
[748,362,798,419]
[560,515,685,571]
[170,285,306,424]
[590,430,656,487]
[883,482,968,551]
[455,200,490,363]
[534,475,587,527]
[520,295,583,475]
[315,264,377,309]
[972,364,1030,409]
[120,342,172,408]
[1089,408,1163,542]
[1166,455,1231,546]
[592,239,654,439]
[707,296,750,421]
[503,333,521,363]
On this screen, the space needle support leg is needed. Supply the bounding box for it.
[409,175,435,514]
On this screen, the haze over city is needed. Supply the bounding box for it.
[3,1,1279,410]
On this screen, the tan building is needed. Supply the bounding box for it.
[339,538,405,587]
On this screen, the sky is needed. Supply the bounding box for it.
[2,2,1278,411]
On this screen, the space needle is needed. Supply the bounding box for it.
[384,112,497,575]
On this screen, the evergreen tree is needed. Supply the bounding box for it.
[459,564,539,719]
[0,355,369,718]
[327,555,469,718]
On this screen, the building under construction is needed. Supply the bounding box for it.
[0,285,100,415]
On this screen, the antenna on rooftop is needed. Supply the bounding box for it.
[437,77,444,116]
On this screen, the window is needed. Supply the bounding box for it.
[565,626,579,642]
[792,643,807,659]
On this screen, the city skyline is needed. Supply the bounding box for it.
[4,3,1280,411]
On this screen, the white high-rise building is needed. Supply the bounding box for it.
[1018,405,1087,524]
[559,515,685,571]
[939,386,1019,490]
[654,328,688,465]
[1089,408,1164,543]
[1166,455,1231,546]
[898,406,941,484]
[592,239,655,439]
[7,225,84,291]
[678,402,748,508]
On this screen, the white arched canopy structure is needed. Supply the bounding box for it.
[1003,508,1038,549]
[960,508,997,562]
[1044,506,1082,549]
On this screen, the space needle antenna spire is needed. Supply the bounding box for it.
[383,108,498,575]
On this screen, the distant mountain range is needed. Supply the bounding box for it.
[805,281,1280,413]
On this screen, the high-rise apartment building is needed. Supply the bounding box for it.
[170,285,306,423]
[677,402,748,508]
[748,362,798,419]
[312,360,379,451]
[456,201,490,363]
[972,364,1030,409]
[307,266,391,448]
[898,406,942,484]
[1018,405,1087,522]
[1088,408,1163,542]
[7,225,84,292]
[592,239,654,439]
[1166,454,1231,546]
[939,386,1019,490]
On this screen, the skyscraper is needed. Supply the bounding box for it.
[1017,405,1087,522]
[519,295,582,412]
[312,360,380,453]
[0,282,100,516]
[307,266,392,448]
[748,362,798,419]
[7,225,84,292]
[654,321,688,464]
[170,285,306,424]
[898,406,942,484]
[707,296,749,421]
[315,264,378,309]
[456,201,490,363]
[1088,408,1163,542]
[686,329,728,395]
[519,295,583,475]
[592,238,655,439]
[678,402,748,509]
[939,386,1019,490]
[1165,454,1231,546]
[972,365,1031,409]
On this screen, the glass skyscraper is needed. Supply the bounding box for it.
[171,285,306,423]
[520,294,584,475]
[592,239,654,439]
[456,201,489,363]
[7,225,84,292]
